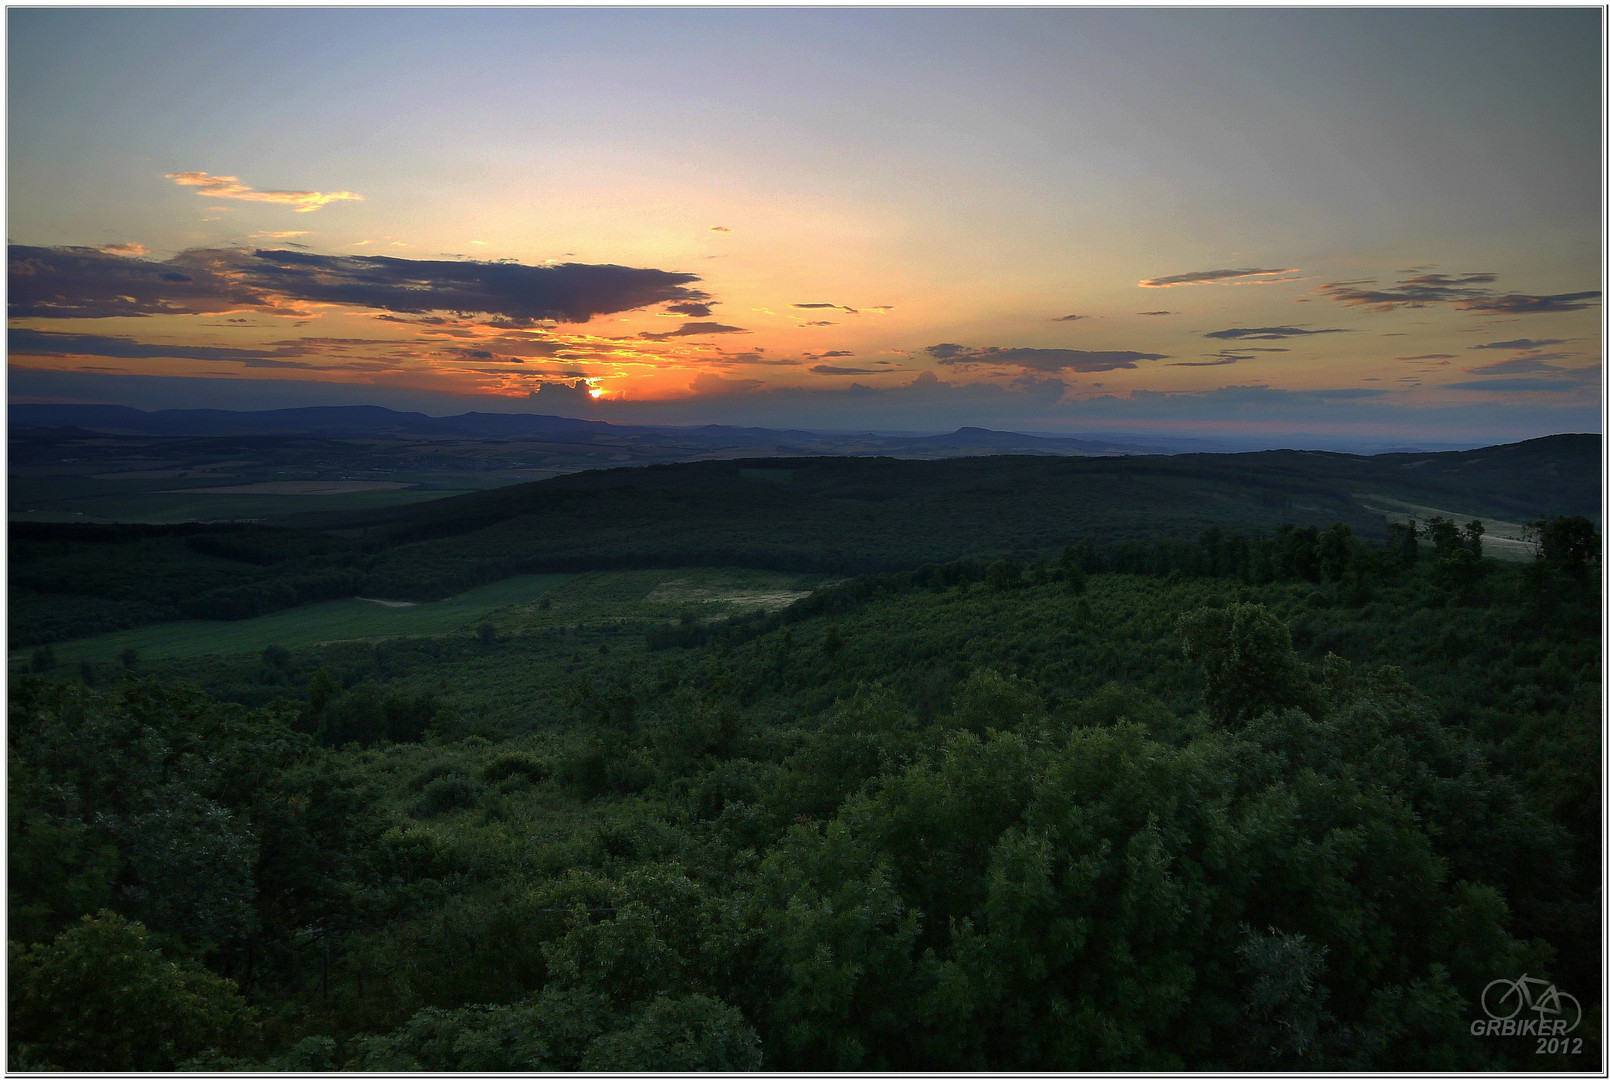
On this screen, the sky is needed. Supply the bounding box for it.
[7,7,1604,445]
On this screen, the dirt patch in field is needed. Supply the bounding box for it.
[162,481,415,495]
[1355,494,1534,562]
[356,597,418,608]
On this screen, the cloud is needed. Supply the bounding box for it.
[251,230,311,241]
[98,242,146,257]
[1137,310,1173,316]
[1203,326,1349,340]
[1052,314,1087,322]
[811,364,886,375]
[1469,338,1568,350]
[1395,353,1457,361]
[166,171,364,213]
[709,226,730,232]
[8,328,315,368]
[725,352,800,367]
[689,373,765,395]
[1316,272,1598,316]
[9,244,710,323]
[924,342,1167,373]
[1456,292,1601,315]
[792,302,859,314]
[1316,272,1498,310]
[663,301,715,317]
[1169,357,1242,367]
[804,350,855,360]
[1138,267,1298,288]
[637,320,747,341]
[1443,378,1586,393]
[527,380,597,408]
[1462,353,1580,376]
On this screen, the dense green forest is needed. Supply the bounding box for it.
[8,505,1601,1070]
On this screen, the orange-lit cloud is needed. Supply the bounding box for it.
[98,242,146,257]
[166,171,364,213]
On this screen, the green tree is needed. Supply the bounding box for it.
[581,993,763,1071]
[1177,603,1318,726]
[9,912,255,1070]
[1316,523,1354,583]
[1526,515,1600,578]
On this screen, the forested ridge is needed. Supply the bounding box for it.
[9,435,1599,649]
[8,510,1601,1071]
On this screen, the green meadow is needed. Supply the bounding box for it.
[16,567,826,668]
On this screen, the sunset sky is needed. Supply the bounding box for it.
[8,8,1603,444]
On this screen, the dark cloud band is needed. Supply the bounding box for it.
[1203,326,1348,340]
[925,343,1167,373]
[8,244,709,324]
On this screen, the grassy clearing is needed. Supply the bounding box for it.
[16,567,830,672]
[15,574,573,667]
[1355,494,1534,562]
[485,567,832,635]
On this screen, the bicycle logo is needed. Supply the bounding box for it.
[1471,974,1581,1038]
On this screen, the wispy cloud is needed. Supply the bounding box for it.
[1469,338,1568,350]
[637,320,747,341]
[1170,357,1242,367]
[1318,271,1600,316]
[1463,353,1580,376]
[1457,292,1601,315]
[98,242,146,257]
[925,342,1167,373]
[1203,326,1348,340]
[811,364,887,375]
[1317,272,1496,310]
[1052,313,1087,322]
[8,327,315,368]
[1137,310,1173,316]
[166,172,364,213]
[1139,267,1298,288]
[792,302,859,315]
[1444,377,1589,393]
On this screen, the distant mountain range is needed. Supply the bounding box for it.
[6,403,1479,460]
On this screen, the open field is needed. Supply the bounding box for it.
[486,567,831,635]
[1354,494,1536,562]
[13,574,571,667]
[14,567,830,669]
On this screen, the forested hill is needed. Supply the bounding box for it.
[305,434,1598,597]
